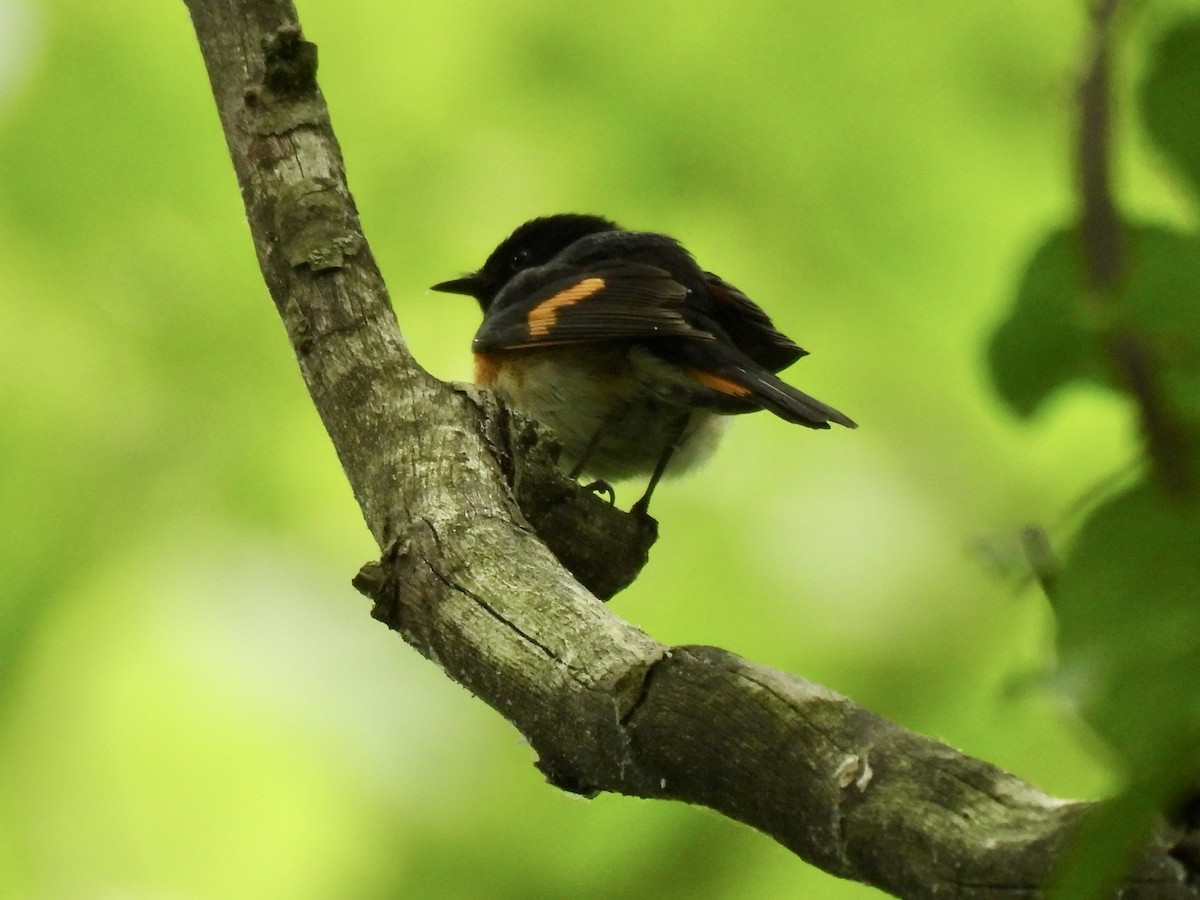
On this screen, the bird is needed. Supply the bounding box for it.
[432,214,855,516]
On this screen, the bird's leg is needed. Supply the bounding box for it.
[568,424,606,480]
[630,415,691,518]
[568,403,632,504]
[568,418,616,503]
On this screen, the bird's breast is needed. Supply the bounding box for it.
[475,345,724,481]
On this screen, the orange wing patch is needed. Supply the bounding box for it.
[687,369,752,397]
[527,277,606,337]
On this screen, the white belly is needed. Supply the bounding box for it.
[489,346,726,482]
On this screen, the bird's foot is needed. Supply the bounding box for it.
[583,480,616,504]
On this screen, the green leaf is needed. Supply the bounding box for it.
[987,229,1109,417]
[1142,15,1200,202]
[1048,479,1200,896]
[1053,480,1200,775]
[1119,226,1200,424]
[1049,789,1166,900]
[988,225,1200,422]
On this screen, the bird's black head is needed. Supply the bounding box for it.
[432,213,618,311]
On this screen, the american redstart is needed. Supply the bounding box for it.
[433,214,855,516]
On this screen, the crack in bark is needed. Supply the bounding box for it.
[416,516,560,663]
[616,645,668,728]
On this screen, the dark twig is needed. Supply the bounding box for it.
[1077,0,1124,294]
[1076,0,1193,496]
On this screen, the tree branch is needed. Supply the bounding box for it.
[183,1,1198,896]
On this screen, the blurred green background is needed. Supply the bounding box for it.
[2,1,1196,897]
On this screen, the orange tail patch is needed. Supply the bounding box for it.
[687,368,752,398]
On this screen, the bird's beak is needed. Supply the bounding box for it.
[431,274,482,296]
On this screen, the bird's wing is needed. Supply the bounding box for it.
[663,337,857,430]
[473,257,856,430]
[700,272,808,373]
[472,261,713,351]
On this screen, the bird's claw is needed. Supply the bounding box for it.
[583,480,616,504]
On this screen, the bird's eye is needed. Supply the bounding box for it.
[509,248,531,270]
